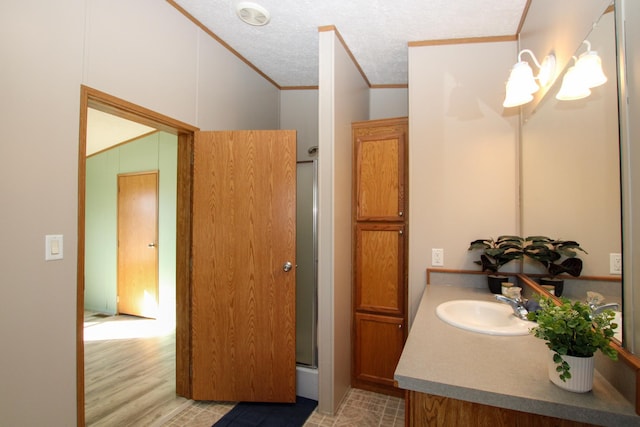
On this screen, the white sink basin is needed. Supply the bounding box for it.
[436,299,537,336]
[613,311,622,343]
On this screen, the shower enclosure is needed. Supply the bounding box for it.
[296,160,318,368]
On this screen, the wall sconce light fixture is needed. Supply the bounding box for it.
[556,58,591,101]
[556,40,607,101]
[503,49,556,108]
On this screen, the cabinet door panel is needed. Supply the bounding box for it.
[355,132,405,221]
[355,223,405,315]
[354,313,404,387]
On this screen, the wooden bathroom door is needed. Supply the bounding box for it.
[190,130,297,402]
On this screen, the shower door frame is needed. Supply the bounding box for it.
[296,159,318,368]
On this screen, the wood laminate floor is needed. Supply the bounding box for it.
[84,312,404,426]
[84,312,188,426]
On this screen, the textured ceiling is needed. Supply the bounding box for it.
[172,0,527,87]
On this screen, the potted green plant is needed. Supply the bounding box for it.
[468,235,524,293]
[527,295,618,392]
[523,236,587,296]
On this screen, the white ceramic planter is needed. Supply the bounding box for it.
[548,350,594,393]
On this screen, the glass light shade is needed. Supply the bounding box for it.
[556,66,591,101]
[574,51,607,88]
[537,54,557,87]
[502,61,539,107]
[503,79,534,107]
[508,61,539,94]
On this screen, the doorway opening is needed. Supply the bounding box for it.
[77,85,197,426]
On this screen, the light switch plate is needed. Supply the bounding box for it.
[432,248,444,267]
[45,234,64,261]
[610,253,622,275]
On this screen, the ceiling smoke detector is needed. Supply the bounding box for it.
[236,2,271,26]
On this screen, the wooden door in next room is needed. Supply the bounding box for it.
[117,171,159,319]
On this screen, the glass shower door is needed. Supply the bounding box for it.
[296,160,317,368]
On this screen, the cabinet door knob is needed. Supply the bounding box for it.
[399,211,404,216]
[399,230,403,235]
[283,261,293,272]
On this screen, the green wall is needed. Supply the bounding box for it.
[85,131,178,321]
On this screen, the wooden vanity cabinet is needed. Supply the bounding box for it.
[406,391,598,427]
[352,117,408,397]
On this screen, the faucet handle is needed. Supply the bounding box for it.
[586,291,605,306]
[504,286,522,300]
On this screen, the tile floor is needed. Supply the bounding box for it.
[161,388,405,427]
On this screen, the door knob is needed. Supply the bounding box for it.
[148,243,156,248]
[283,261,293,272]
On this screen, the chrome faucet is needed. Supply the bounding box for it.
[495,294,529,320]
[589,302,619,316]
[586,291,619,317]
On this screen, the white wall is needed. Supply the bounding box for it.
[407,40,520,321]
[1,0,280,425]
[370,88,409,120]
[1,1,85,425]
[196,28,280,130]
[331,32,370,412]
[317,28,369,414]
[280,90,320,161]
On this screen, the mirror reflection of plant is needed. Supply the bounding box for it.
[523,236,587,278]
[527,296,618,382]
[468,235,524,274]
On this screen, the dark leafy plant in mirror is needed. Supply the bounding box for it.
[527,296,618,382]
[523,236,587,278]
[468,235,524,273]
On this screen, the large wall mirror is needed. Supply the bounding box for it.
[521,8,625,343]
[617,0,640,359]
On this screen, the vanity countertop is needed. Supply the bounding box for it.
[394,284,639,427]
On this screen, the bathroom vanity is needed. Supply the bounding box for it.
[394,284,639,426]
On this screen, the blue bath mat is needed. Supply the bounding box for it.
[213,396,317,427]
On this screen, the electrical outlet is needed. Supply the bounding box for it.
[610,253,622,275]
[432,248,444,267]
